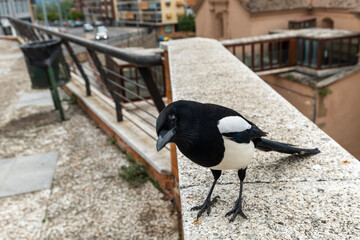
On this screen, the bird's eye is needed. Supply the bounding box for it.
[168,114,177,124]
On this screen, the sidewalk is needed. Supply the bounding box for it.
[0,39,178,239]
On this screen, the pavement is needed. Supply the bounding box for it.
[0,39,179,239]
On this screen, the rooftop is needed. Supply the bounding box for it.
[238,0,360,13]
[221,28,360,45]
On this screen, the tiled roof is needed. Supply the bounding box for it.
[238,0,360,13]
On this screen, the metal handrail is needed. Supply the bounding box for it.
[3,16,162,67]
[5,16,166,138]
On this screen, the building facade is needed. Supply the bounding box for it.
[74,0,117,24]
[0,0,33,21]
[117,0,196,36]
[0,0,34,35]
[194,0,360,40]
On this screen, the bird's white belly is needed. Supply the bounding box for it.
[210,138,254,170]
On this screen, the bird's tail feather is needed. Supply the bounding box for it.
[254,138,320,155]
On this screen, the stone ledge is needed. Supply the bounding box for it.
[161,38,360,239]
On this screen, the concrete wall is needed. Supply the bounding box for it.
[195,0,213,38]
[313,8,360,32]
[316,70,360,159]
[261,70,360,160]
[249,10,309,36]
[195,2,360,39]
[261,74,316,121]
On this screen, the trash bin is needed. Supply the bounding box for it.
[20,40,70,121]
[20,39,70,89]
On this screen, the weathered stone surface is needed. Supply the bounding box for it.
[162,38,360,239]
[0,40,178,239]
[0,151,58,198]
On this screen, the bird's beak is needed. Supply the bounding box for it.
[156,128,175,151]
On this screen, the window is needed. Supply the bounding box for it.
[311,41,318,68]
[303,40,310,66]
[263,42,270,69]
[281,40,290,66]
[350,37,359,65]
[341,38,349,66]
[332,40,341,67]
[297,39,303,64]
[164,25,172,33]
[322,41,331,67]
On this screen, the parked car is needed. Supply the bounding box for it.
[83,23,94,32]
[95,26,108,40]
[93,21,103,27]
[73,20,84,27]
[58,27,67,33]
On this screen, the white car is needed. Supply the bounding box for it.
[83,23,94,32]
[95,26,108,40]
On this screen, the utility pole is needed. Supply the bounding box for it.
[41,0,48,26]
[56,0,63,26]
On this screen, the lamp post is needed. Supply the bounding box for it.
[41,0,48,26]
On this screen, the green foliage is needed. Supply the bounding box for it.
[107,136,116,145]
[286,73,294,80]
[119,162,149,187]
[126,153,135,164]
[36,0,74,21]
[149,178,163,192]
[69,11,84,20]
[318,88,332,97]
[47,12,59,21]
[37,13,44,20]
[62,93,77,105]
[70,93,77,104]
[177,14,195,32]
[119,147,126,154]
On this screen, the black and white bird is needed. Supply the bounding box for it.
[156,100,320,222]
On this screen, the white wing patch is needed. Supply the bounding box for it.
[217,116,251,133]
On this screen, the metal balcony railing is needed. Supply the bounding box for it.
[4,16,165,141]
[223,33,360,72]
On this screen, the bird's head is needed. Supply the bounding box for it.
[156,100,197,151]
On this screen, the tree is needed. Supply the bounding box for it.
[177,14,195,32]
[47,12,59,21]
[69,10,84,20]
[37,13,44,20]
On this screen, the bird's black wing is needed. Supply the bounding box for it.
[222,126,266,144]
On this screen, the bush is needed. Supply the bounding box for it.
[47,12,59,21]
[69,10,84,20]
[177,14,195,32]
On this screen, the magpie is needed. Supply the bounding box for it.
[156,100,320,222]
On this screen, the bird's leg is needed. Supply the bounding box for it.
[226,168,247,222]
[191,169,221,219]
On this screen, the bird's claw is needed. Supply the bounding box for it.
[191,196,219,219]
[225,199,247,222]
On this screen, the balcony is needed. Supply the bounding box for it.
[222,28,360,74]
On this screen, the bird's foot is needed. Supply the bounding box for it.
[191,196,219,219]
[225,198,247,222]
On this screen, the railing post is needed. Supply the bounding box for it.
[137,67,165,113]
[87,48,123,121]
[64,41,91,96]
